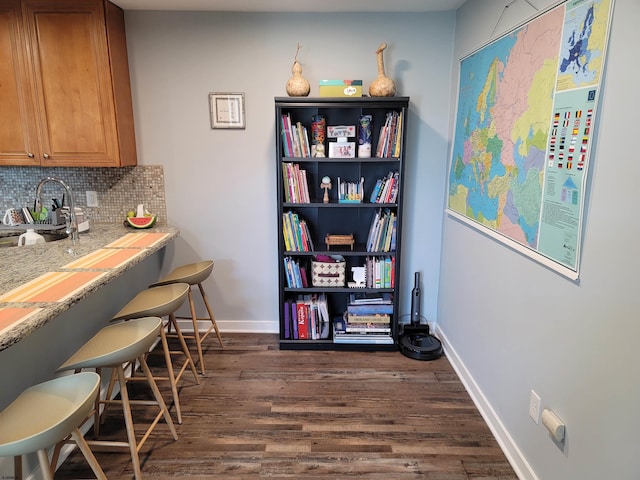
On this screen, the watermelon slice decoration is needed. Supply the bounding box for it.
[126,204,157,229]
[126,215,156,229]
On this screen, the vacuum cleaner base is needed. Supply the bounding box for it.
[399,325,443,361]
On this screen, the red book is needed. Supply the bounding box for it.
[297,301,308,339]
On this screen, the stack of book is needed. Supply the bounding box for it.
[375,111,403,158]
[282,163,310,203]
[281,113,311,158]
[284,294,330,340]
[282,211,314,252]
[333,292,394,344]
[369,171,399,204]
[365,208,397,252]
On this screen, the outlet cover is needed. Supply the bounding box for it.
[529,390,541,424]
[86,191,98,207]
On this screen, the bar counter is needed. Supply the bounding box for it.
[0,223,179,351]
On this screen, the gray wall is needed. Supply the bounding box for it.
[439,1,638,479]
[124,11,456,332]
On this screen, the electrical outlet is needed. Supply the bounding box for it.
[529,389,541,424]
[86,191,98,207]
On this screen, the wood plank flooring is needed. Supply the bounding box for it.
[55,333,517,479]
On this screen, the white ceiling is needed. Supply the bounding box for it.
[110,0,467,13]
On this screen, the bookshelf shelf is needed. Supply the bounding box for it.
[283,203,397,208]
[275,96,409,350]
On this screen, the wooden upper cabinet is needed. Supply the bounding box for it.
[0,0,137,166]
[0,0,40,166]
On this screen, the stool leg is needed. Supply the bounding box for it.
[70,427,107,480]
[138,354,178,441]
[158,325,184,424]
[36,449,54,480]
[168,313,201,384]
[93,367,105,436]
[116,364,143,480]
[14,456,22,480]
[186,289,206,374]
[199,283,224,348]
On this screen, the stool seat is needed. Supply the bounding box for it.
[57,317,177,480]
[150,260,214,288]
[113,283,190,321]
[0,372,100,456]
[150,260,223,374]
[0,372,106,480]
[59,316,163,371]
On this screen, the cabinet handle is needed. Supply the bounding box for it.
[43,153,50,159]
[27,153,35,158]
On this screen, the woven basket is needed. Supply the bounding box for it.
[311,256,345,287]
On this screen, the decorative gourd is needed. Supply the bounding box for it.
[369,42,396,97]
[286,43,310,97]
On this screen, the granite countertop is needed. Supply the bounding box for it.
[0,223,179,351]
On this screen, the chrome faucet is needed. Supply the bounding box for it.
[35,177,79,247]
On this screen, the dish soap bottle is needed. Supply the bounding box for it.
[18,229,45,246]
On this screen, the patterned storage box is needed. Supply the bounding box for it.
[311,255,346,287]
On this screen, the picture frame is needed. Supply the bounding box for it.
[328,141,356,158]
[209,92,245,129]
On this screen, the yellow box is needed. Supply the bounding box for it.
[319,80,363,97]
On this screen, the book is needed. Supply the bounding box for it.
[291,301,298,339]
[282,213,293,251]
[333,333,394,345]
[297,299,308,339]
[345,326,392,333]
[284,299,291,339]
[346,314,391,324]
[393,111,403,157]
[349,292,393,304]
[300,219,315,251]
[347,303,394,315]
[333,315,346,334]
[281,114,293,157]
[369,179,383,203]
[299,265,308,288]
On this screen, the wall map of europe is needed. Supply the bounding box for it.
[447,0,613,279]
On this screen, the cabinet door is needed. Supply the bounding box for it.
[23,0,120,166]
[0,0,40,165]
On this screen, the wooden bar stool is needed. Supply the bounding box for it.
[0,372,106,480]
[150,260,223,375]
[111,282,200,424]
[57,317,178,480]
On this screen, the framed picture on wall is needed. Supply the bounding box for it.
[209,92,245,129]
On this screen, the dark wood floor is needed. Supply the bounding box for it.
[56,333,517,479]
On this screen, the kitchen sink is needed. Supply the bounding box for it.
[0,232,69,248]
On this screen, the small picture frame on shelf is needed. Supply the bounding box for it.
[209,92,245,129]
[328,141,356,158]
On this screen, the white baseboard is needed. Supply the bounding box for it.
[433,324,538,480]
[175,318,279,334]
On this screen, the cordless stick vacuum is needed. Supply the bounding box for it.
[398,272,443,361]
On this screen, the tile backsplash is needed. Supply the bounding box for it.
[0,165,166,225]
